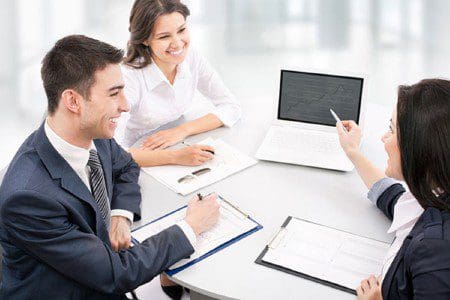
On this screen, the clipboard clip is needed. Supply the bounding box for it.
[268,227,287,249]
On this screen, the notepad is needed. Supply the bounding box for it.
[132,195,262,275]
[255,217,390,294]
[142,138,257,195]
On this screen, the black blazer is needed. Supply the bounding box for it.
[0,123,194,299]
[377,184,450,299]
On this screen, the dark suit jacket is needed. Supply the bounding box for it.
[377,184,450,299]
[0,123,194,299]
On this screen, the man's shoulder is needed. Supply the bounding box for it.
[0,130,52,200]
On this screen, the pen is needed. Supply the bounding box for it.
[329,108,348,132]
[182,141,215,155]
[197,193,203,200]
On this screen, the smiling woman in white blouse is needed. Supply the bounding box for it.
[116,0,241,168]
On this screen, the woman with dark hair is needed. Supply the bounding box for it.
[337,79,450,299]
[116,0,241,168]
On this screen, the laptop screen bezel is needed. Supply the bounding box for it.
[277,69,364,126]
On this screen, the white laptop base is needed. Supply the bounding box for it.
[255,125,354,172]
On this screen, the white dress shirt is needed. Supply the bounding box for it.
[44,121,134,223]
[367,178,424,281]
[44,120,197,248]
[115,47,241,148]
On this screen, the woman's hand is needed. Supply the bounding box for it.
[357,275,382,300]
[336,120,362,158]
[141,126,189,150]
[172,145,215,166]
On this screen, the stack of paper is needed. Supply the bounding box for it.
[142,138,257,195]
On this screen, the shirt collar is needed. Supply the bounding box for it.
[144,55,192,92]
[388,191,424,234]
[44,119,95,172]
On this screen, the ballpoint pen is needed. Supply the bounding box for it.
[329,108,348,132]
[182,141,215,155]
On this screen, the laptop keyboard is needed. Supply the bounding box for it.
[269,127,340,152]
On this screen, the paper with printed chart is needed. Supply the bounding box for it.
[259,217,390,292]
[132,196,262,274]
[142,137,257,195]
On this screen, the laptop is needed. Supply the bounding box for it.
[255,69,365,171]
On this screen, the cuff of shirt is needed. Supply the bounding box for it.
[176,220,197,249]
[212,105,242,127]
[111,209,134,225]
[367,177,398,205]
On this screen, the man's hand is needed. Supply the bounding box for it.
[172,145,215,166]
[184,193,220,235]
[109,216,132,252]
[141,126,188,150]
[357,275,382,300]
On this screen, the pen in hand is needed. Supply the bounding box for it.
[330,108,348,133]
[182,141,215,155]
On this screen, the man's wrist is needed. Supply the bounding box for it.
[112,215,131,226]
[111,210,133,226]
[184,218,201,236]
[177,220,197,249]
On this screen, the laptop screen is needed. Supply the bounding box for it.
[278,70,363,126]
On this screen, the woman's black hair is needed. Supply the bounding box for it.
[397,79,450,210]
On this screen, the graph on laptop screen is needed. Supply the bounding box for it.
[278,70,363,126]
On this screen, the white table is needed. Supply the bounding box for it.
[135,101,394,299]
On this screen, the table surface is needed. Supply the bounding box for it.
[135,100,394,300]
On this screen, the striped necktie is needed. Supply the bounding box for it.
[87,149,111,230]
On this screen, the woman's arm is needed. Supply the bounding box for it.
[140,113,223,150]
[337,120,385,189]
[129,145,215,167]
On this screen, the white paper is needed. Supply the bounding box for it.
[142,138,257,195]
[132,198,257,270]
[262,218,390,290]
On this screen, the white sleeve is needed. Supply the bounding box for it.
[194,50,242,127]
[110,209,134,224]
[115,65,141,148]
[176,220,197,249]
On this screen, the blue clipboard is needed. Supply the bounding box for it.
[131,195,263,276]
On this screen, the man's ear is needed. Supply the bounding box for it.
[61,89,82,113]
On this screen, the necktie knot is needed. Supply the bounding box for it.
[88,149,102,169]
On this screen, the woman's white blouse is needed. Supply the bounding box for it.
[115,48,241,148]
[368,178,424,281]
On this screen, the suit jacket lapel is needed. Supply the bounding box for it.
[34,123,106,238]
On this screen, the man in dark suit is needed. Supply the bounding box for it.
[0,35,219,299]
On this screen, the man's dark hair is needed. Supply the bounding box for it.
[41,34,124,115]
[397,78,450,210]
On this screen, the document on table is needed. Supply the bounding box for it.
[132,195,262,275]
[142,137,257,195]
[255,216,390,294]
